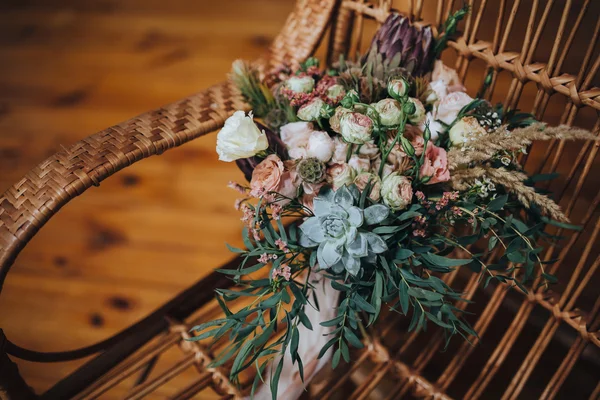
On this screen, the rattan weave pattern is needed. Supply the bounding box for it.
[1,0,599,399]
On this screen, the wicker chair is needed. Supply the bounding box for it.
[1,0,599,399]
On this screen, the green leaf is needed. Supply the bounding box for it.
[394,248,414,261]
[340,340,350,362]
[343,327,364,348]
[332,348,341,369]
[216,262,265,276]
[542,273,558,284]
[318,337,337,359]
[399,281,409,315]
[541,217,582,231]
[421,252,472,267]
[487,194,508,211]
[353,294,376,314]
[270,357,284,400]
[226,243,246,253]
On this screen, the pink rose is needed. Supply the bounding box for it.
[402,125,425,157]
[420,144,450,185]
[250,155,284,197]
[435,92,473,125]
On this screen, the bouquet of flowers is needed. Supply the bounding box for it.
[191,8,596,399]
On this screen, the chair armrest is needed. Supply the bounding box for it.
[0,80,247,291]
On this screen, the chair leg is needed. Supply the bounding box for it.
[0,330,37,400]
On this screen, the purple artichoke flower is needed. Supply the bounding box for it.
[367,14,434,76]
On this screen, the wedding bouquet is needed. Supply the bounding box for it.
[190,8,595,399]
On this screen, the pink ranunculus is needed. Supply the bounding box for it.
[250,155,284,197]
[420,143,450,185]
[279,121,314,151]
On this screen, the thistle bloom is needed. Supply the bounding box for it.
[216,111,269,161]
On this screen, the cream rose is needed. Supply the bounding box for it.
[327,163,356,190]
[298,98,325,121]
[353,172,382,202]
[374,98,403,126]
[381,172,413,210]
[286,76,315,93]
[340,112,374,144]
[216,111,269,162]
[306,131,334,162]
[449,116,487,147]
[329,107,351,133]
[326,84,346,100]
[436,91,473,125]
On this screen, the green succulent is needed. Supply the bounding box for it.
[299,186,389,275]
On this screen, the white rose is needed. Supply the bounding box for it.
[353,172,382,202]
[348,154,370,172]
[388,78,409,99]
[436,92,473,125]
[381,172,413,210]
[327,163,356,190]
[298,98,325,121]
[449,116,487,147]
[216,111,269,162]
[286,76,315,93]
[340,112,374,144]
[280,121,313,150]
[326,84,346,100]
[407,98,426,125]
[306,131,334,162]
[374,98,403,126]
[419,112,445,142]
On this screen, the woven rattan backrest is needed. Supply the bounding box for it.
[320,1,600,399]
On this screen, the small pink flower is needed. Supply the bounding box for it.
[420,143,450,185]
[227,181,247,194]
[275,238,289,253]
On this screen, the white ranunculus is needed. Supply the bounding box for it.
[286,76,315,93]
[381,172,413,210]
[388,78,409,99]
[374,98,403,126]
[348,154,370,172]
[449,116,487,147]
[279,121,314,150]
[326,84,346,100]
[327,163,356,190]
[298,98,325,121]
[306,130,334,162]
[407,98,426,125]
[420,112,445,142]
[436,91,473,125]
[216,111,269,162]
[339,112,374,144]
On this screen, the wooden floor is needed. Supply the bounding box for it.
[0,0,294,394]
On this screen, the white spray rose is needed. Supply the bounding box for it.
[348,154,370,172]
[339,112,374,144]
[436,91,473,125]
[407,98,426,125]
[216,111,269,162]
[449,116,487,147]
[381,172,413,210]
[298,98,325,121]
[286,76,315,93]
[306,131,334,162]
[374,98,403,126]
[327,163,356,190]
[388,78,409,99]
[419,112,444,142]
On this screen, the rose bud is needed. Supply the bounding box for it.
[406,98,426,124]
[388,78,410,100]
